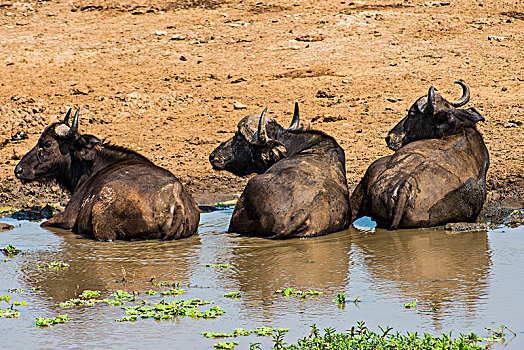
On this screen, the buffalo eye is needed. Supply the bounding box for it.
[42,141,52,149]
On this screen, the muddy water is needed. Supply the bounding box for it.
[1,211,523,349]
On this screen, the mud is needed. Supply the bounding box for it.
[1,0,523,221]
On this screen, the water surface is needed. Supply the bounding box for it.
[1,211,522,349]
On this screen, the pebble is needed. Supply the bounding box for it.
[233,101,247,110]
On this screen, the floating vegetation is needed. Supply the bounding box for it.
[1,295,12,303]
[58,290,128,308]
[277,322,511,349]
[205,263,230,269]
[116,298,223,322]
[111,290,135,302]
[402,299,417,309]
[153,280,181,288]
[223,292,241,298]
[34,315,70,327]
[8,288,24,293]
[202,327,287,339]
[0,308,21,318]
[275,288,322,299]
[145,290,158,296]
[2,244,21,257]
[213,340,238,349]
[333,293,346,304]
[13,301,28,306]
[38,261,70,269]
[159,288,185,296]
[79,290,100,298]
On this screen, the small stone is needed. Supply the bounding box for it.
[0,223,14,232]
[488,36,505,42]
[155,31,168,36]
[180,55,187,61]
[233,101,247,110]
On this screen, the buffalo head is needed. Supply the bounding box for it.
[209,103,300,176]
[386,80,484,151]
[14,108,100,188]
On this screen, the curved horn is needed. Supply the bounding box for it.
[288,102,300,130]
[449,80,470,107]
[63,108,73,125]
[256,107,268,144]
[66,108,80,137]
[422,86,436,116]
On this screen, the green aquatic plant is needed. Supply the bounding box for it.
[38,261,70,269]
[159,288,185,296]
[111,290,135,302]
[8,288,24,293]
[333,293,346,304]
[116,298,223,322]
[253,327,289,337]
[1,295,12,303]
[205,263,230,269]
[2,244,21,257]
[202,331,235,338]
[145,290,158,296]
[79,290,100,298]
[34,315,70,327]
[275,288,322,299]
[213,341,238,349]
[402,299,417,309]
[0,308,20,318]
[150,277,181,288]
[273,321,510,349]
[13,301,28,306]
[223,291,241,298]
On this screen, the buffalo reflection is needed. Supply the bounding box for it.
[223,232,352,300]
[348,225,491,326]
[19,227,203,303]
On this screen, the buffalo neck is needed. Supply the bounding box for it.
[65,143,151,193]
[272,129,347,174]
[276,129,343,158]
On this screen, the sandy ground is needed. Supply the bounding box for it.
[0,0,523,220]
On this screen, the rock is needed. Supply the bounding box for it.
[488,36,505,42]
[170,34,186,40]
[503,209,524,228]
[155,31,168,36]
[0,222,14,232]
[11,204,54,221]
[444,222,488,232]
[295,34,324,42]
[233,101,247,110]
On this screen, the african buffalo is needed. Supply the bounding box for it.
[209,103,351,238]
[350,80,489,229]
[14,108,199,241]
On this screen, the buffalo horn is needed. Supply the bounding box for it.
[256,107,268,145]
[422,86,436,116]
[288,102,300,130]
[449,80,470,107]
[66,108,80,137]
[63,108,73,125]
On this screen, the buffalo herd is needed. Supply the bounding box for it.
[15,80,489,240]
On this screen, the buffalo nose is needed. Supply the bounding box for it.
[14,165,23,178]
[385,135,391,145]
[209,152,215,162]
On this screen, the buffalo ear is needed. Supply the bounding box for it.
[74,135,100,157]
[260,140,287,167]
[464,107,485,123]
